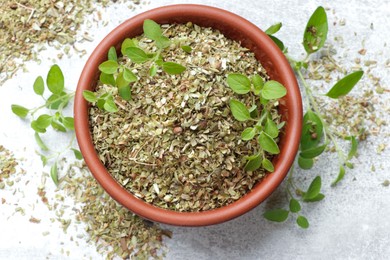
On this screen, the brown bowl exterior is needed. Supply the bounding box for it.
[74,4,302,226]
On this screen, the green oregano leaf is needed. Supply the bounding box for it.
[62,117,74,130]
[124,47,150,64]
[11,104,29,118]
[244,154,262,172]
[304,193,325,202]
[71,148,83,160]
[264,117,279,138]
[82,90,98,103]
[97,98,105,110]
[143,19,162,40]
[51,162,59,186]
[118,85,132,101]
[332,165,345,186]
[181,45,192,53]
[47,64,64,94]
[121,38,137,56]
[300,111,324,150]
[104,96,118,112]
[298,156,314,169]
[123,68,137,83]
[51,121,66,132]
[162,62,186,75]
[262,158,274,172]
[108,46,117,61]
[227,74,251,94]
[100,72,116,86]
[261,80,287,100]
[229,99,251,122]
[252,74,264,95]
[34,132,49,151]
[300,144,327,159]
[258,132,280,154]
[303,176,321,200]
[303,6,328,54]
[265,22,282,35]
[149,64,158,77]
[241,127,257,141]
[296,215,309,229]
[346,136,358,160]
[268,35,285,51]
[98,60,118,74]
[155,36,171,49]
[289,198,301,213]
[33,76,44,96]
[31,121,46,133]
[325,71,364,98]
[36,114,52,130]
[45,92,68,110]
[263,209,289,222]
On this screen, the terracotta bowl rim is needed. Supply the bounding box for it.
[74,4,302,226]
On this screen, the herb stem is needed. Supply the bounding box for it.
[30,92,75,115]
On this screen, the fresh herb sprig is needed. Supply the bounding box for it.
[83,19,187,112]
[11,65,82,185]
[227,74,287,172]
[263,6,363,228]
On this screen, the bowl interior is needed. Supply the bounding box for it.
[75,4,302,226]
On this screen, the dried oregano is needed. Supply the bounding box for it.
[88,22,282,212]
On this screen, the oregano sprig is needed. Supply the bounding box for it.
[227,73,287,172]
[11,65,82,185]
[263,6,364,228]
[83,19,187,112]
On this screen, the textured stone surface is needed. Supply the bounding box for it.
[0,0,389,259]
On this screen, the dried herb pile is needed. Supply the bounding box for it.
[90,23,279,212]
[0,145,22,189]
[0,0,142,83]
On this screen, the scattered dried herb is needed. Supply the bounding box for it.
[0,145,20,189]
[89,22,276,212]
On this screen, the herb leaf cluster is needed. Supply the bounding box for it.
[227,74,287,172]
[83,19,187,112]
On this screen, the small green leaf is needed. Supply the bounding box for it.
[121,38,137,56]
[104,96,118,112]
[268,35,285,51]
[289,198,301,213]
[34,132,49,151]
[300,144,327,159]
[99,72,116,86]
[118,85,131,101]
[332,165,345,186]
[36,114,52,130]
[33,76,44,96]
[265,22,282,35]
[262,80,287,100]
[46,92,69,110]
[97,98,105,110]
[11,104,29,118]
[346,136,358,160]
[143,19,162,40]
[263,209,289,222]
[325,71,364,98]
[40,155,48,166]
[227,74,251,94]
[155,36,171,49]
[303,6,328,54]
[82,90,98,103]
[264,117,279,138]
[108,46,117,61]
[123,68,137,83]
[229,99,251,122]
[31,121,46,133]
[51,121,67,132]
[149,64,157,77]
[298,156,314,169]
[300,111,324,150]
[304,193,325,202]
[47,65,64,94]
[258,132,280,154]
[116,72,130,88]
[124,47,150,64]
[241,127,256,141]
[181,45,192,53]
[303,176,321,200]
[62,117,74,130]
[252,74,264,95]
[296,215,309,229]
[71,148,83,160]
[155,55,164,66]
[98,60,118,74]
[244,154,262,171]
[51,163,59,186]
[262,158,274,172]
[162,62,186,75]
